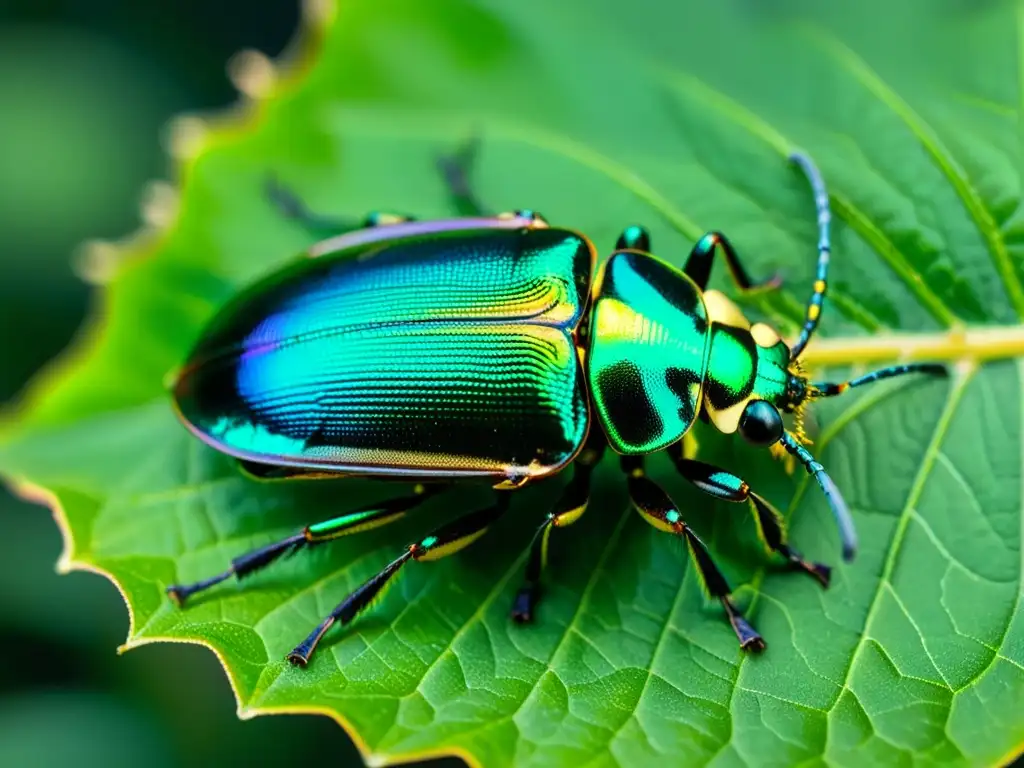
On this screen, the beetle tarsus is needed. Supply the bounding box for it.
[723,598,766,652]
[287,616,335,667]
[808,562,832,588]
[778,544,831,588]
[166,533,307,608]
[264,174,365,236]
[166,571,234,607]
[511,585,539,623]
[265,175,305,219]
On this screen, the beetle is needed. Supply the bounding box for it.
[167,140,946,666]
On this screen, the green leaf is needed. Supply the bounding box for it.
[3,1,1024,765]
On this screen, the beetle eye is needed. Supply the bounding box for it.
[738,400,784,446]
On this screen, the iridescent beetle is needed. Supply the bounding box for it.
[167,141,946,666]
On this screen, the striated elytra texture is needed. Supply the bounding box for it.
[174,224,594,482]
[1,1,1024,767]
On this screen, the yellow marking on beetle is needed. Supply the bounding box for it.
[703,290,750,329]
[814,280,826,293]
[684,536,712,599]
[769,441,798,474]
[706,395,750,434]
[415,529,488,561]
[680,431,700,459]
[635,505,678,534]
[630,467,645,479]
[791,401,814,446]
[554,503,587,528]
[594,298,659,344]
[360,566,404,615]
[748,498,777,556]
[750,322,782,348]
[808,304,821,321]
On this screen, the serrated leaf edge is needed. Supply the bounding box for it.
[4,0,1024,763]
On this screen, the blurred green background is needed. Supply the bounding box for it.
[0,1,372,764]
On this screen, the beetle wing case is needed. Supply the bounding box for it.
[173,221,597,485]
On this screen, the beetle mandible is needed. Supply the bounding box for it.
[167,140,946,666]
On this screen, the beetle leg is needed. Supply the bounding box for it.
[621,454,765,652]
[683,231,781,293]
[510,438,605,623]
[437,137,549,224]
[437,135,490,217]
[667,445,830,587]
[287,492,512,667]
[265,175,415,237]
[166,484,443,607]
[615,225,651,252]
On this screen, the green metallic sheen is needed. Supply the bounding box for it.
[308,508,390,537]
[587,250,711,454]
[751,339,791,407]
[705,329,791,414]
[704,325,757,412]
[173,225,594,484]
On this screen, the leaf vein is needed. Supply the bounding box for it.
[807,27,1024,320]
[658,67,957,327]
[828,367,975,709]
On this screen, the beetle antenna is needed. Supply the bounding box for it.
[811,363,947,397]
[778,432,856,562]
[788,151,831,360]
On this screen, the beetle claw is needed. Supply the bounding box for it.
[286,651,310,668]
[166,585,187,607]
[511,585,539,624]
[723,598,765,652]
[804,561,831,589]
[740,633,767,653]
